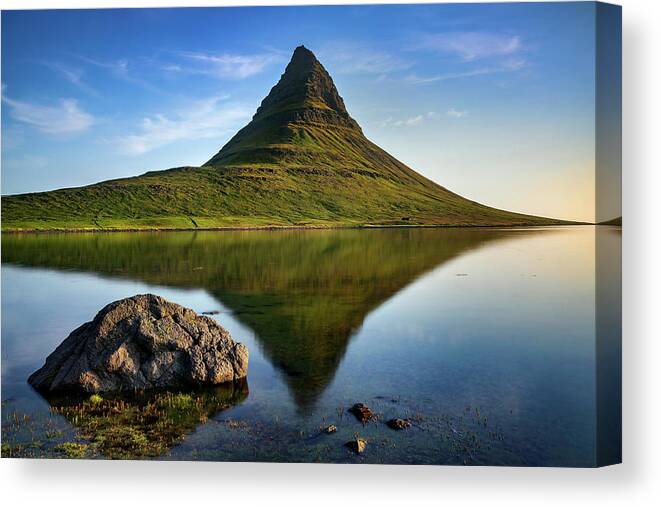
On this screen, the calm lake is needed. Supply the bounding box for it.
[1,226,620,465]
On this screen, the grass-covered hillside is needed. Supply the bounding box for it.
[1,46,568,232]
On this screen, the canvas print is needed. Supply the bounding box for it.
[1,2,621,466]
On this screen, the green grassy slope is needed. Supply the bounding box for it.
[0,162,564,231]
[1,46,569,232]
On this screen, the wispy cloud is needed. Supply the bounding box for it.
[41,62,97,95]
[406,68,492,84]
[78,56,161,92]
[406,31,528,85]
[418,32,522,61]
[446,108,468,118]
[2,91,94,135]
[165,51,284,80]
[379,111,437,128]
[318,43,413,76]
[406,57,528,85]
[114,96,252,155]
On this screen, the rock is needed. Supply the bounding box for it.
[386,418,411,430]
[349,403,375,423]
[345,438,367,454]
[28,294,248,393]
[202,310,220,315]
[325,424,337,434]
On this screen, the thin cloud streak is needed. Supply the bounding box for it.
[406,30,528,85]
[78,56,162,93]
[114,96,252,155]
[379,111,437,128]
[2,93,94,135]
[406,57,528,84]
[165,51,284,79]
[446,108,468,118]
[318,43,413,76]
[418,31,522,61]
[40,62,97,95]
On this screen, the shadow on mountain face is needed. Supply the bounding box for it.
[2,228,544,409]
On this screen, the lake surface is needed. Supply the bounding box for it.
[1,226,620,465]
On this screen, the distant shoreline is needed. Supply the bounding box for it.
[1,222,593,235]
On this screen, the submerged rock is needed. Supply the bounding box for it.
[324,424,337,434]
[345,438,367,454]
[386,418,411,430]
[349,403,375,424]
[28,294,248,393]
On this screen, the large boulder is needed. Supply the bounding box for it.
[28,294,248,393]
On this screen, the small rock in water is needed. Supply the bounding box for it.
[202,310,221,315]
[349,403,375,423]
[325,424,337,434]
[386,418,411,430]
[345,438,367,454]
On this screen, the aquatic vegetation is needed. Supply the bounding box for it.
[47,382,248,459]
[55,442,90,459]
[89,394,103,404]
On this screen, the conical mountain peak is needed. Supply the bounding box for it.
[251,45,352,121]
[205,45,364,167]
[290,45,318,67]
[3,42,562,230]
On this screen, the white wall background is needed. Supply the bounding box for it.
[0,0,658,505]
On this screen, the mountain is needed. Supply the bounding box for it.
[1,45,568,231]
[598,217,622,226]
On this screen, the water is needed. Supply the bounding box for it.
[0,226,620,465]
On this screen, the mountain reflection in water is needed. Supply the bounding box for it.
[2,228,543,410]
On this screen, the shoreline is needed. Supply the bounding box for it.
[1,221,593,235]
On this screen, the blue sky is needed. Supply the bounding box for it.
[1,3,608,221]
